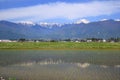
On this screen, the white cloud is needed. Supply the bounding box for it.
[0,1,120,22]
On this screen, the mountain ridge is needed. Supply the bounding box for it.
[0,19,120,39]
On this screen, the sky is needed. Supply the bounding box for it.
[0,0,120,23]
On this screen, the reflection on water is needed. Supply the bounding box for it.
[100,65,108,68]
[0,50,120,80]
[75,63,90,68]
[13,60,120,68]
[115,65,120,68]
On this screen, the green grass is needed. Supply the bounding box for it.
[9,78,16,80]
[0,42,120,49]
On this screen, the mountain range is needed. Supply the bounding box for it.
[0,19,120,39]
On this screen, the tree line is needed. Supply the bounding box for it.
[17,37,120,42]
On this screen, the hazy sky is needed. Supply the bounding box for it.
[0,0,120,23]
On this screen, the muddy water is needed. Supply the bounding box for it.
[0,50,120,80]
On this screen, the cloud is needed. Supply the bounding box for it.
[0,1,120,22]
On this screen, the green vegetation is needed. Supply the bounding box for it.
[9,77,16,80]
[0,42,120,49]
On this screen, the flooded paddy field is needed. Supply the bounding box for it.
[0,50,120,80]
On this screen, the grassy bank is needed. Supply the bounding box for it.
[0,42,120,49]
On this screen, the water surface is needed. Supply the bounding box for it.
[0,50,120,80]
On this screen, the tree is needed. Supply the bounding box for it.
[18,38,26,42]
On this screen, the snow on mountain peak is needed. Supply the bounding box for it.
[100,19,108,21]
[75,19,90,24]
[18,21,35,26]
[115,19,120,21]
[38,22,62,28]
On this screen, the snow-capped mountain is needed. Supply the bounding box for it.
[0,19,120,39]
[100,19,108,21]
[74,19,90,24]
[18,21,35,26]
[38,22,62,28]
[115,19,120,22]
[18,21,63,28]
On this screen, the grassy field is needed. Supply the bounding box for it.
[0,42,120,49]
